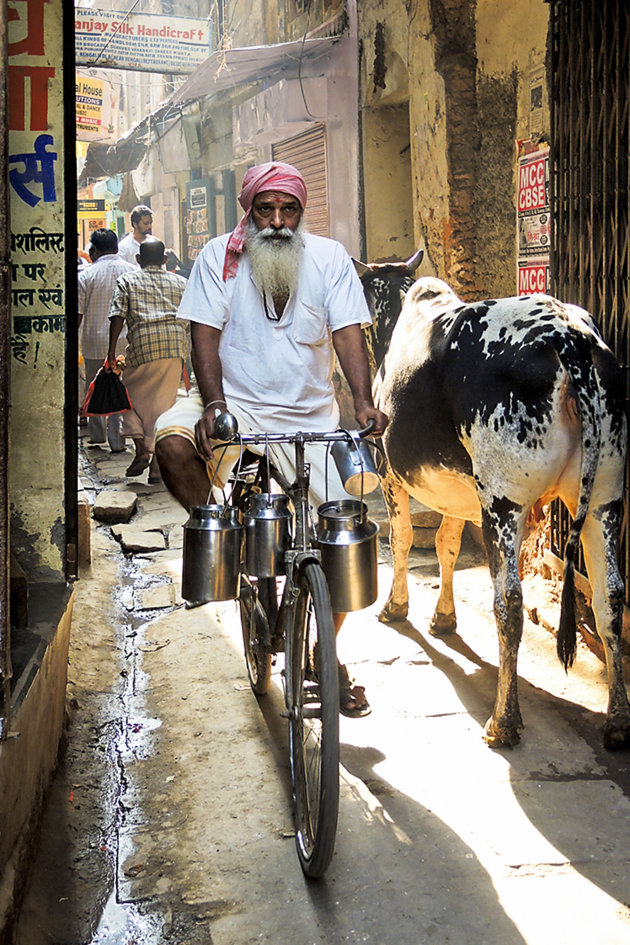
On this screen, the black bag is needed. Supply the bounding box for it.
[81,367,132,417]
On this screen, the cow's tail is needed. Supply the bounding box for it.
[556,341,601,671]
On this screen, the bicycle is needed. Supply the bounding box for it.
[214,416,377,878]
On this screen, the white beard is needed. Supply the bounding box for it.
[245,220,305,299]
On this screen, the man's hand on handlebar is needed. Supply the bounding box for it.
[355,404,389,437]
[195,405,239,459]
[194,406,219,461]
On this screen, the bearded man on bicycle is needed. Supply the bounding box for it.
[155,161,388,717]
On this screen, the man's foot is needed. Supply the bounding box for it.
[126,453,151,476]
[147,457,161,484]
[338,662,371,718]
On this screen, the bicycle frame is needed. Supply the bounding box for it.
[230,429,352,706]
[226,420,376,877]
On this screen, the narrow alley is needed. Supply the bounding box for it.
[13,430,630,945]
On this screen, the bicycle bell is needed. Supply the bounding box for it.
[213,410,238,441]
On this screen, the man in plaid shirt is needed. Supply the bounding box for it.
[107,239,189,483]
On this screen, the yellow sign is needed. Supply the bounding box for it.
[76,74,104,137]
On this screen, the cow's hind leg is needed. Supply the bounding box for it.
[481,501,527,748]
[580,505,630,749]
[430,515,465,635]
[379,472,412,623]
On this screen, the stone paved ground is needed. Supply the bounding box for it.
[14,432,630,945]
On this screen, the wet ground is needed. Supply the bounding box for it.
[12,432,630,945]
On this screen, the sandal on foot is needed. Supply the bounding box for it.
[338,662,371,718]
[126,453,151,476]
[147,458,162,484]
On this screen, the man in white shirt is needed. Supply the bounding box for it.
[78,228,134,450]
[155,161,388,717]
[117,204,154,266]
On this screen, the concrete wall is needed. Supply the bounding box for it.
[0,594,74,940]
[9,0,73,581]
[223,0,345,45]
[475,0,549,296]
[3,0,76,932]
[358,0,550,297]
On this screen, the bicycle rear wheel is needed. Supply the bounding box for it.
[240,581,273,695]
[288,561,339,878]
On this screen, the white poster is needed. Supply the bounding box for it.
[75,8,211,74]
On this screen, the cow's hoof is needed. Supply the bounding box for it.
[429,612,457,636]
[379,601,408,623]
[603,720,630,751]
[483,717,521,749]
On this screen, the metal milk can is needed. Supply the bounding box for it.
[182,504,242,604]
[244,493,292,577]
[331,434,380,496]
[315,499,379,612]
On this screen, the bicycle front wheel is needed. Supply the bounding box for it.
[288,561,339,878]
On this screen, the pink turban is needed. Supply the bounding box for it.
[223,162,308,280]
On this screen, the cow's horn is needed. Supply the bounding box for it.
[405,248,424,272]
[352,257,371,276]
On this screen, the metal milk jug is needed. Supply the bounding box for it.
[244,493,292,577]
[315,499,379,612]
[331,434,380,496]
[182,504,242,604]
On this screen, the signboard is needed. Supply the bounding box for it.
[8,0,66,359]
[77,199,105,214]
[75,8,212,74]
[76,74,104,138]
[517,259,550,296]
[185,179,214,262]
[8,0,70,575]
[517,147,550,294]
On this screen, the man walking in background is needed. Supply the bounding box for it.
[78,228,134,451]
[117,204,155,266]
[107,239,189,484]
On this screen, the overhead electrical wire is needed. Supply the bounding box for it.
[86,0,142,67]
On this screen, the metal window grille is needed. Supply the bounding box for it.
[549,0,630,602]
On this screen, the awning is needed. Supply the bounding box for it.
[79,35,341,182]
[170,35,339,106]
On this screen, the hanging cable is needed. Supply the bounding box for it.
[89,0,142,67]
[297,1,318,120]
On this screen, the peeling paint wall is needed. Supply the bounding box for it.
[475,0,549,296]
[358,0,550,297]
[8,0,69,579]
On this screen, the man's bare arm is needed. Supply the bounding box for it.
[190,323,227,459]
[332,324,388,435]
[107,316,125,366]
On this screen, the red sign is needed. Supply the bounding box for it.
[517,260,550,296]
[518,152,548,212]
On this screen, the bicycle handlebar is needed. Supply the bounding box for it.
[214,412,377,446]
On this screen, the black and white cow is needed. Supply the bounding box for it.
[357,250,424,374]
[363,272,630,750]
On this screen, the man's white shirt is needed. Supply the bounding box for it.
[78,253,133,359]
[177,232,372,432]
[117,232,152,266]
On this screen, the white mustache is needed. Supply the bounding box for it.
[258,226,294,240]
